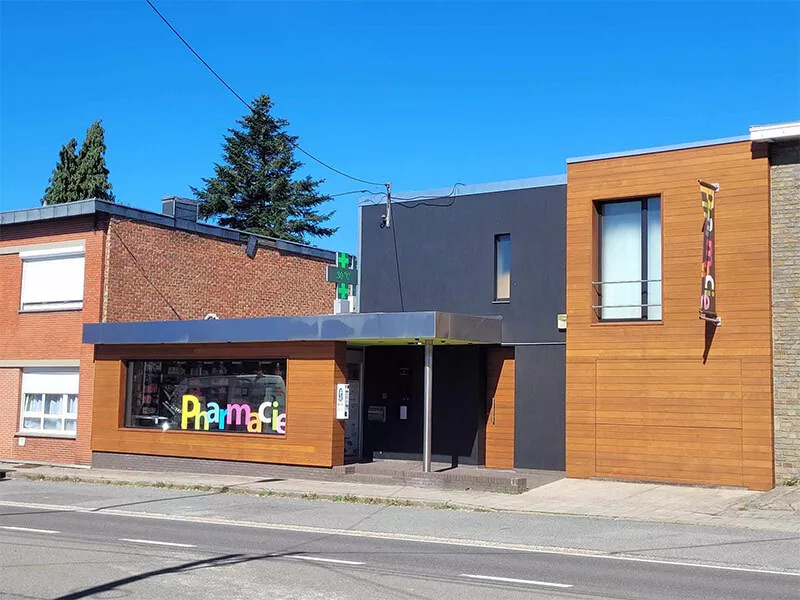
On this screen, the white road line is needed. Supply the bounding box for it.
[292,556,365,566]
[119,538,196,548]
[1,500,798,578]
[461,574,573,588]
[0,525,60,534]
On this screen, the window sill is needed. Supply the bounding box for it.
[14,431,77,439]
[591,320,664,327]
[492,299,510,304]
[19,305,83,314]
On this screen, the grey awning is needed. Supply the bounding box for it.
[83,311,502,346]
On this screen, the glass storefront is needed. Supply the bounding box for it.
[125,359,287,435]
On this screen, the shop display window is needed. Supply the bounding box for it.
[125,359,287,435]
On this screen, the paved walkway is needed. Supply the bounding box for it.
[3,462,798,533]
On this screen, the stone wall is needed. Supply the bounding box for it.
[771,140,800,482]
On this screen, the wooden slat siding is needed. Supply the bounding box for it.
[485,347,515,469]
[566,140,774,490]
[91,342,347,468]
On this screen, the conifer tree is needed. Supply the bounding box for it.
[41,121,114,205]
[74,120,115,202]
[41,138,79,205]
[194,95,336,244]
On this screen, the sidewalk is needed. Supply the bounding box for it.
[3,462,798,533]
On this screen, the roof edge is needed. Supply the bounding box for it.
[0,199,337,262]
[82,311,503,345]
[566,135,751,165]
[364,174,566,206]
[750,121,800,142]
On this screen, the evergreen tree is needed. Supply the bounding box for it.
[74,121,115,202]
[41,138,79,205]
[41,120,114,205]
[194,95,336,244]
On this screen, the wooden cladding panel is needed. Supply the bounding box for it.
[566,141,774,490]
[91,342,346,468]
[485,347,515,469]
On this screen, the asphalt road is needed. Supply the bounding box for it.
[0,480,798,600]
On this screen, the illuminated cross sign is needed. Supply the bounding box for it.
[326,252,358,300]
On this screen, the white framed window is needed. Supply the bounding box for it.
[20,369,79,436]
[595,197,662,321]
[19,246,85,312]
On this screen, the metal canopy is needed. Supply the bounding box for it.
[82,311,502,346]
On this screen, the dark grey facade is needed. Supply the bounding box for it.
[359,178,567,470]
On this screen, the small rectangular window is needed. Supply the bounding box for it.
[20,369,79,435]
[19,246,85,312]
[596,197,661,321]
[494,234,511,301]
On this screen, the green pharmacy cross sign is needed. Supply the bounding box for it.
[326,252,358,300]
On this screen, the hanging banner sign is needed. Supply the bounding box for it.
[699,180,717,320]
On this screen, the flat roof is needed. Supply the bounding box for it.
[362,174,566,206]
[566,135,750,165]
[750,121,800,142]
[0,199,335,262]
[83,311,503,346]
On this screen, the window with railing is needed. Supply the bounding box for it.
[593,197,662,321]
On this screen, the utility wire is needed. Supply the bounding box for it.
[145,0,386,188]
[331,189,384,197]
[390,212,405,312]
[393,183,466,208]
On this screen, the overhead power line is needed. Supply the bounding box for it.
[145,0,386,188]
[331,189,385,198]
[394,183,466,208]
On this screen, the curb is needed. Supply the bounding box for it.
[11,471,484,512]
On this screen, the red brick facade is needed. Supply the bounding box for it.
[104,218,332,321]
[0,216,105,465]
[0,212,335,465]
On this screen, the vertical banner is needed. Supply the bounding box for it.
[699,180,717,319]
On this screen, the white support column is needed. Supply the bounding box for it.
[423,340,433,473]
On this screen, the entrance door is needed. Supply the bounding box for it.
[486,347,515,469]
[344,350,364,462]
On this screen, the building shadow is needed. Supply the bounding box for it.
[54,552,302,600]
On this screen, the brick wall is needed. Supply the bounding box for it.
[104,218,334,322]
[0,216,105,465]
[0,367,79,464]
[771,140,800,483]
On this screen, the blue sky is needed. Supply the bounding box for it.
[2,1,798,254]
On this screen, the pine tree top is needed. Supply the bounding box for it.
[195,95,336,244]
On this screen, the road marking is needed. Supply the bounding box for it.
[461,574,573,588]
[0,525,60,534]
[119,538,196,548]
[292,556,365,566]
[1,500,799,578]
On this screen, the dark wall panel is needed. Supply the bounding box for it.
[359,184,566,344]
[363,345,483,464]
[514,344,566,470]
[360,183,567,471]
